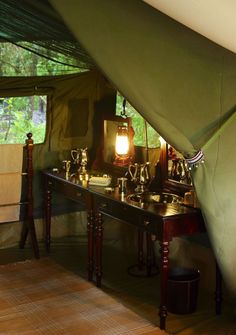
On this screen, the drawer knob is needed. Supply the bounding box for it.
[143,219,150,226]
[76,192,82,197]
[100,203,107,209]
[48,181,53,186]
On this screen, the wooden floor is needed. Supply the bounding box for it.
[0,236,236,335]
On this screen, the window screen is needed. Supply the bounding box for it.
[0,95,47,144]
[116,93,160,148]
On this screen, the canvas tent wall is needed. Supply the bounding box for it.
[0,70,117,246]
[50,0,236,295]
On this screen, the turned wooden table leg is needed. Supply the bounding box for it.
[146,232,152,276]
[45,187,52,253]
[159,240,170,330]
[95,212,103,288]
[215,261,222,315]
[138,230,144,271]
[87,209,95,282]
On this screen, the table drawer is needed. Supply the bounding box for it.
[94,196,113,215]
[95,195,157,232]
[47,178,87,204]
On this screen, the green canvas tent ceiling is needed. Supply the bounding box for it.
[143,0,236,54]
[1,0,236,296]
[0,0,95,69]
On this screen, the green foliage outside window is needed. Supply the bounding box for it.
[0,43,82,76]
[0,43,82,144]
[116,93,160,148]
[0,96,46,144]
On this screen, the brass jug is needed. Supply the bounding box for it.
[71,148,80,165]
[71,148,88,173]
[79,147,88,174]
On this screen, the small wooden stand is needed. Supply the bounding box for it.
[19,133,40,259]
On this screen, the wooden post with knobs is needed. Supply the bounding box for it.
[19,133,40,259]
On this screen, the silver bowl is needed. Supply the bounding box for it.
[127,192,183,205]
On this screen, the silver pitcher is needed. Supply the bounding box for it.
[128,162,151,192]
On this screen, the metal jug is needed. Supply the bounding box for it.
[128,163,139,183]
[79,147,88,173]
[139,162,151,187]
[71,148,80,165]
[128,162,150,192]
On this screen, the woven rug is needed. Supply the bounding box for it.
[0,258,166,335]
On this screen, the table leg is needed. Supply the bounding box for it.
[95,212,103,288]
[45,187,52,253]
[87,209,95,281]
[159,240,170,330]
[146,232,152,276]
[138,230,144,271]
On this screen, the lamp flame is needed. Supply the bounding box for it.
[115,126,129,155]
[114,125,132,166]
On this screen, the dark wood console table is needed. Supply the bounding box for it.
[43,170,222,331]
[91,186,207,330]
[43,171,95,281]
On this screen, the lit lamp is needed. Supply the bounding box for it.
[113,124,132,166]
[113,98,134,166]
